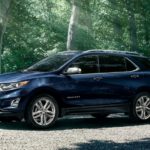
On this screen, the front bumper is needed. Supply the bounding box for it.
[0,89,29,118]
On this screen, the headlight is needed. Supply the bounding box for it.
[0,81,29,91]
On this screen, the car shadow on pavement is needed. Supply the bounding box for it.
[59,138,150,150]
[0,115,149,131]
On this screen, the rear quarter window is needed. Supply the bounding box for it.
[125,58,137,71]
[135,57,150,70]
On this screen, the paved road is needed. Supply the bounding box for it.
[0,115,150,150]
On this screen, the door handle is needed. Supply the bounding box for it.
[130,74,139,78]
[93,77,103,81]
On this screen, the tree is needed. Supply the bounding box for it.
[1,0,150,73]
[67,0,79,50]
[109,0,124,49]
[140,0,150,46]
[125,0,138,51]
[0,0,11,73]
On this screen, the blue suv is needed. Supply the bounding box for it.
[0,50,150,129]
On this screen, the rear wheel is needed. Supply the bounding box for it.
[26,94,59,129]
[131,92,150,121]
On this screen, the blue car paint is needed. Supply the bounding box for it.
[0,51,150,118]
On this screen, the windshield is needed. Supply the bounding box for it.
[26,52,77,72]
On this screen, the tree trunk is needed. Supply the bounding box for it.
[84,0,93,47]
[125,0,138,51]
[141,9,149,46]
[0,0,11,73]
[67,0,79,50]
[144,18,149,46]
[139,0,150,46]
[109,0,124,49]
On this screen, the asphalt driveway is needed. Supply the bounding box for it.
[0,114,150,150]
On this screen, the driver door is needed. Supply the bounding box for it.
[61,54,103,107]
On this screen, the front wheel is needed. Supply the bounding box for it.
[26,94,59,129]
[131,92,150,122]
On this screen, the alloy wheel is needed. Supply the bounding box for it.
[136,96,150,120]
[32,97,56,126]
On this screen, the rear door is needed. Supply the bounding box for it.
[97,54,138,105]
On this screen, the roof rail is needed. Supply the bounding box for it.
[84,49,140,56]
[59,50,80,54]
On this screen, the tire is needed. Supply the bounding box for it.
[25,94,59,129]
[131,92,150,122]
[91,113,108,119]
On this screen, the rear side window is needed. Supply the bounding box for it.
[99,55,126,73]
[135,57,150,70]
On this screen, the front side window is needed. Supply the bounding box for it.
[68,55,99,74]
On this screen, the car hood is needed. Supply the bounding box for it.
[0,71,55,83]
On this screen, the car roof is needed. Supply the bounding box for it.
[60,50,142,57]
[83,49,142,56]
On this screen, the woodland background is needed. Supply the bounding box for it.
[0,0,150,73]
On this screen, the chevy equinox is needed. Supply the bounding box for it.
[0,50,150,129]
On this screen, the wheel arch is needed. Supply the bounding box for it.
[136,86,150,95]
[130,86,150,105]
[129,86,150,106]
[24,87,63,117]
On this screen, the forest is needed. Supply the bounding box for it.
[0,0,150,73]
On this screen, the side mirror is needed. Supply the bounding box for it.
[65,67,82,75]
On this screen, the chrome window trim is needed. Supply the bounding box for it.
[65,56,140,76]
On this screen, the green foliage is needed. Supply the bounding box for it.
[2,0,70,72]
[1,0,150,72]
